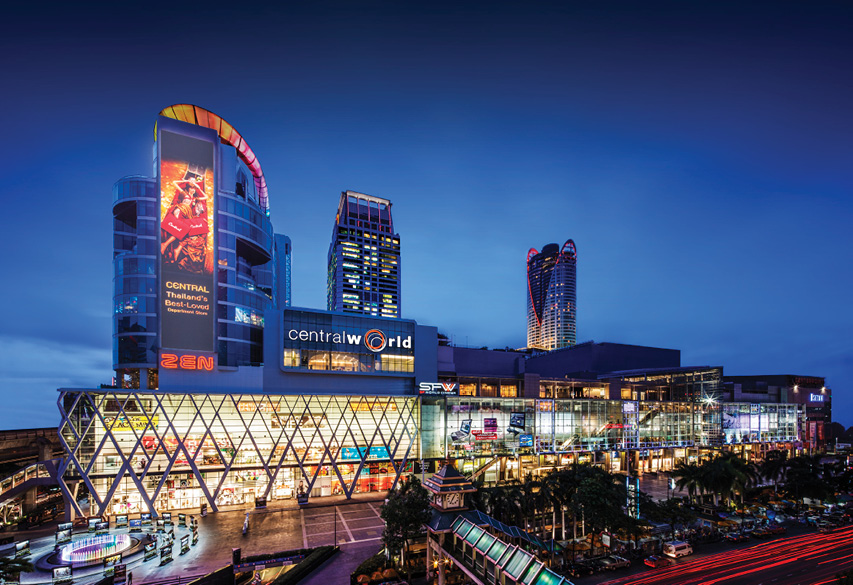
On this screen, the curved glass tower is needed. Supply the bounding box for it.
[112,105,285,388]
[526,239,577,351]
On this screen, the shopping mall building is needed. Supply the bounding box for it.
[55,106,813,519]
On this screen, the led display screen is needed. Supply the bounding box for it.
[509,412,525,428]
[159,130,216,352]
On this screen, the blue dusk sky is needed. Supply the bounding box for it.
[0,1,851,428]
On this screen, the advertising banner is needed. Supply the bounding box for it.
[159,130,216,353]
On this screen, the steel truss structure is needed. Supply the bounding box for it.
[57,390,419,517]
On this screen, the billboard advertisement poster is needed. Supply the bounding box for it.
[52,567,72,584]
[159,130,215,352]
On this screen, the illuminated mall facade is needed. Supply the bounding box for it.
[56,106,815,519]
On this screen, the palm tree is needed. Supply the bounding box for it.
[672,461,703,503]
[760,450,790,494]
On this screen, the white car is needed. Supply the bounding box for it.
[662,541,693,558]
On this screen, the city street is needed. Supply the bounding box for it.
[593,524,853,585]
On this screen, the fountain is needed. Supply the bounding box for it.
[58,534,133,566]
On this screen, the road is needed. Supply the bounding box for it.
[596,524,853,585]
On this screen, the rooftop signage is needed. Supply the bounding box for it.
[809,393,826,403]
[419,382,458,395]
[285,327,411,353]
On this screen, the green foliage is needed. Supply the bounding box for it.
[380,475,431,556]
[644,497,696,541]
[0,555,34,580]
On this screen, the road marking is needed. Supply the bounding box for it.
[300,508,308,548]
[337,506,356,542]
[368,502,381,517]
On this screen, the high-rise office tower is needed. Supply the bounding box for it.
[327,191,400,318]
[526,240,577,351]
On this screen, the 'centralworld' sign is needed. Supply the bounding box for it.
[285,327,412,353]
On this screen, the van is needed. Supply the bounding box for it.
[662,541,693,558]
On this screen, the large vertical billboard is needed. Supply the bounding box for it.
[159,130,216,352]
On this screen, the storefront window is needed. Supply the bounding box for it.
[459,384,476,396]
[283,349,299,368]
[500,385,517,397]
[481,384,497,397]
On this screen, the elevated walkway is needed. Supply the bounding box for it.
[0,458,62,507]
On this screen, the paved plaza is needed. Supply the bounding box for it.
[7,496,387,585]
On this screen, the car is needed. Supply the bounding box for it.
[724,532,750,543]
[764,524,787,536]
[751,529,770,539]
[567,561,597,576]
[596,555,631,571]
[644,555,671,568]
[662,541,694,558]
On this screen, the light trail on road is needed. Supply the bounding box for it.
[598,525,853,585]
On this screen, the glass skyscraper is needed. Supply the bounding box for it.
[526,240,577,351]
[327,191,400,318]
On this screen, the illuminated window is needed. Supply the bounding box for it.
[283,349,300,368]
[500,385,517,398]
[481,384,497,397]
[459,384,476,396]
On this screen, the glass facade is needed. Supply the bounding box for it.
[58,391,419,516]
[113,177,159,375]
[527,240,577,351]
[327,191,401,318]
[281,309,415,374]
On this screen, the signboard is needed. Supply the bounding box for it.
[809,393,826,403]
[418,382,458,395]
[115,515,128,528]
[140,513,152,526]
[103,553,121,576]
[163,512,173,525]
[180,535,190,555]
[626,476,640,519]
[144,542,157,561]
[114,564,127,585]
[88,518,99,532]
[56,528,72,545]
[160,544,173,565]
[601,533,611,548]
[129,519,142,532]
[95,522,109,535]
[103,416,158,432]
[509,412,526,429]
[340,446,390,461]
[178,513,186,527]
[15,541,29,557]
[159,129,216,353]
[52,567,72,584]
[233,554,306,573]
[519,434,534,448]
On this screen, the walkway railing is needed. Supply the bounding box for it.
[0,458,62,502]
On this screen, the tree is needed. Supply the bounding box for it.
[0,555,33,582]
[644,498,696,542]
[760,450,790,493]
[380,475,431,577]
[671,461,703,503]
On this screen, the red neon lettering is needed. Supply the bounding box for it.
[160,353,178,369]
[180,355,197,369]
[197,356,214,370]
